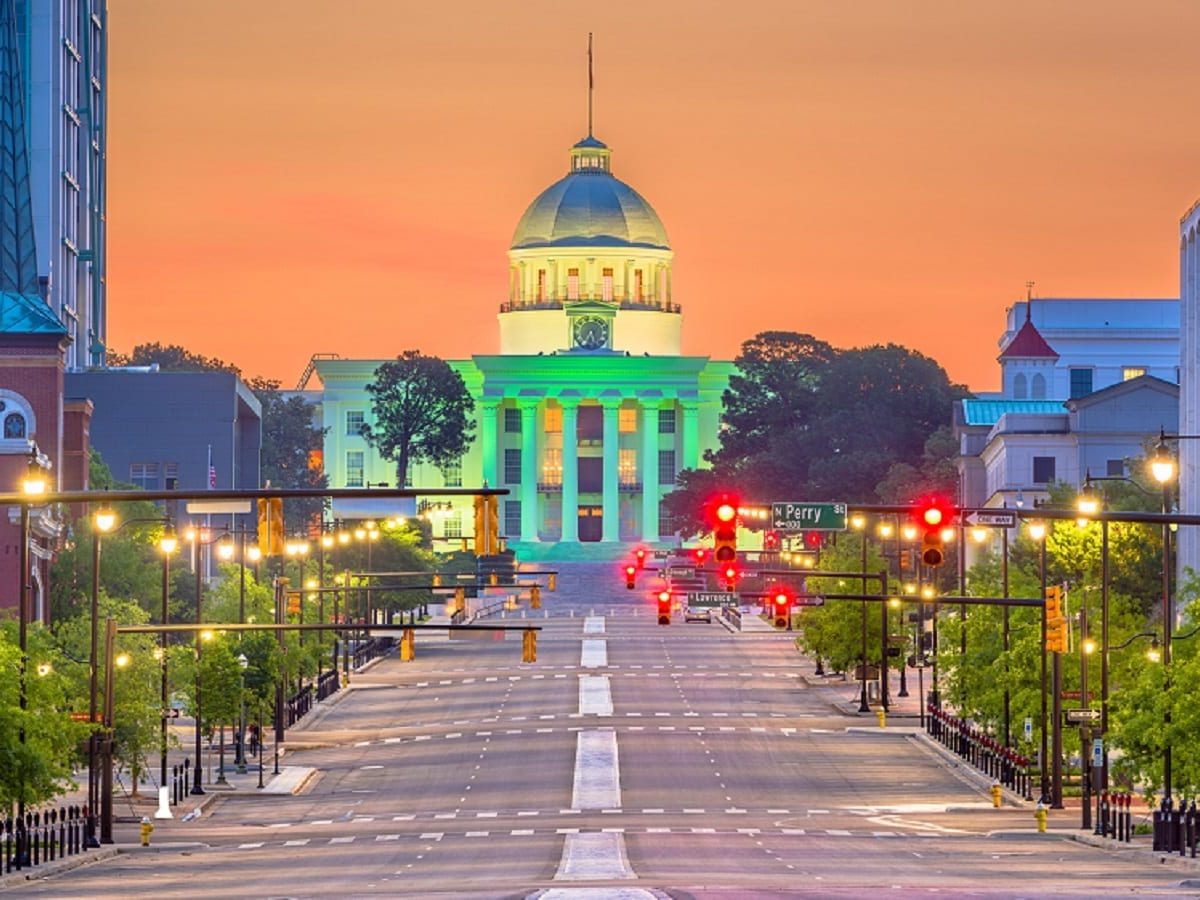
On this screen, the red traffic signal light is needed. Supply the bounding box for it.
[722,565,738,590]
[693,548,708,566]
[763,530,780,551]
[657,589,671,625]
[634,548,647,569]
[914,497,955,568]
[770,586,792,628]
[803,530,823,550]
[624,565,636,590]
[709,493,740,564]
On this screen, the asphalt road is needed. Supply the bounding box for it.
[15,570,1200,898]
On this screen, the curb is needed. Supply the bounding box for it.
[907,730,1030,808]
[0,846,120,889]
[1071,831,1200,872]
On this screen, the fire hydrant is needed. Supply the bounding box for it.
[140,816,154,846]
[876,709,886,728]
[991,782,1002,808]
[1035,801,1048,833]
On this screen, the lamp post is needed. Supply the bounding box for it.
[158,525,178,792]
[1028,519,1050,803]
[1150,434,1177,806]
[236,653,249,774]
[850,514,870,713]
[187,526,229,796]
[900,523,917,698]
[88,506,115,846]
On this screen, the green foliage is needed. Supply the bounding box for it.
[795,533,889,673]
[253,379,328,534]
[108,342,239,374]
[362,351,475,485]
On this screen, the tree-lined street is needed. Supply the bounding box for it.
[13,568,1198,897]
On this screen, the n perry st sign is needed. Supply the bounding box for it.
[771,502,848,532]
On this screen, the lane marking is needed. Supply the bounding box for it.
[553,832,634,881]
[579,675,614,716]
[583,616,606,635]
[571,731,622,810]
[580,639,608,668]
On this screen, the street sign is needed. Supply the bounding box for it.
[652,550,670,560]
[963,509,1017,528]
[1065,708,1101,724]
[1024,717,1033,741]
[686,592,730,607]
[161,708,181,719]
[1092,738,1104,768]
[666,566,696,579]
[1061,690,1095,701]
[793,595,825,607]
[69,712,98,723]
[771,502,848,532]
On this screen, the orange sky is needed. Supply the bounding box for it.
[107,1,1200,392]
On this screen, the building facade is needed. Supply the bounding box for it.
[18,0,107,369]
[316,134,731,559]
[956,297,1180,510]
[1179,203,1200,581]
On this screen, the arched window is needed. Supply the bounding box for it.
[1031,373,1047,400]
[1013,373,1027,399]
[4,412,26,439]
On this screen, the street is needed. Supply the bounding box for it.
[14,567,1199,898]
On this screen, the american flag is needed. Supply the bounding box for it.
[208,465,217,489]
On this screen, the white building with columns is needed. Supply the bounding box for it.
[314,133,732,560]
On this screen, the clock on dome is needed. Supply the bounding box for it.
[573,315,610,350]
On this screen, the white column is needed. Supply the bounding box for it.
[479,402,498,488]
[601,401,620,542]
[561,402,579,543]
[681,403,700,471]
[520,402,539,541]
[641,402,660,542]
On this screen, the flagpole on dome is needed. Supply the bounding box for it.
[587,32,594,138]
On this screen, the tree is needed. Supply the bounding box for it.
[107,342,239,375]
[252,378,327,534]
[361,352,475,486]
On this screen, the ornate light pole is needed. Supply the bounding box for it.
[158,524,178,792]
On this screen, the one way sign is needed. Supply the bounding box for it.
[963,509,1017,528]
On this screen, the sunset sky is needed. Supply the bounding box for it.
[107,1,1200,392]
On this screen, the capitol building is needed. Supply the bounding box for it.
[315,132,732,559]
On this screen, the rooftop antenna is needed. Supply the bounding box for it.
[587,32,594,136]
[1025,280,1035,323]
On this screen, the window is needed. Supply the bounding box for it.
[1012,373,1027,399]
[567,268,580,301]
[659,499,677,535]
[345,451,364,487]
[536,269,546,302]
[658,449,677,485]
[544,406,562,433]
[504,408,521,433]
[1032,456,1055,484]
[618,407,637,433]
[441,459,462,487]
[1106,458,1125,477]
[658,408,676,434]
[3,412,25,439]
[1031,373,1046,400]
[345,410,364,437]
[618,448,637,484]
[602,268,613,302]
[443,511,463,540]
[130,463,159,490]
[1123,367,1146,381]
[504,500,522,539]
[504,448,522,484]
[1069,368,1093,399]
[164,463,179,491]
[542,448,563,485]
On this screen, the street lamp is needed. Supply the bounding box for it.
[235,653,249,775]
[158,524,178,792]
[1027,519,1052,805]
[87,506,116,846]
[187,526,231,796]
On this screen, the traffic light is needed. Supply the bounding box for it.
[625,564,637,590]
[286,591,301,616]
[257,497,285,557]
[693,548,708,567]
[770,586,792,629]
[915,497,954,568]
[474,495,500,555]
[763,530,780,552]
[1045,586,1067,653]
[802,530,824,551]
[722,564,738,591]
[657,590,671,625]
[709,494,739,565]
[634,548,647,570]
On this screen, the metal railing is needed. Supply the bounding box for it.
[315,668,340,702]
[352,637,394,669]
[1099,792,1134,843]
[925,706,1033,800]
[1,806,92,873]
[723,606,742,631]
